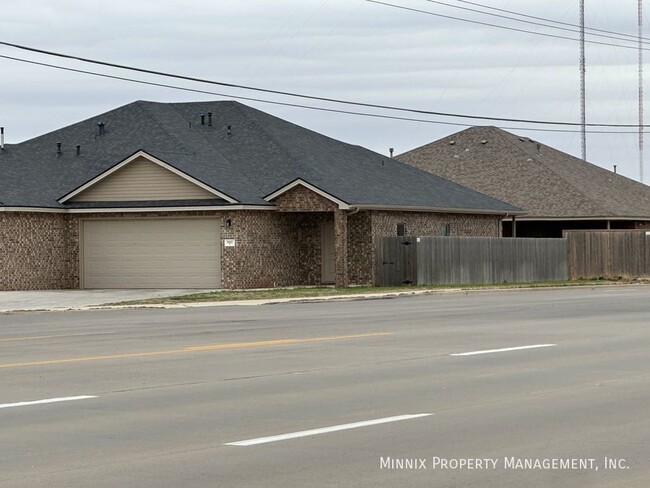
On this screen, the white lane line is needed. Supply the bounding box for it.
[450,344,557,356]
[225,413,432,447]
[0,395,97,409]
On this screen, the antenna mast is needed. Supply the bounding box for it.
[639,0,645,182]
[580,0,587,161]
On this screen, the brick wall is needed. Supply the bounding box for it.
[272,184,338,212]
[370,210,501,240]
[220,210,301,289]
[270,184,339,286]
[334,210,348,286]
[0,206,502,291]
[359,210,502,285]
[347,211,373,285]
[0,212,77,290]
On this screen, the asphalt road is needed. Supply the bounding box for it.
[1,286,649,487]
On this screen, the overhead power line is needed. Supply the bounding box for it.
[367,0,650,53]
[456,0,650,43]
[2,52,649,135]
[419,0,650,46]
[0,39,646,129]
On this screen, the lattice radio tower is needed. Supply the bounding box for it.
[639,0,644,183]
[580,0,586,162]
[580,2,643,179]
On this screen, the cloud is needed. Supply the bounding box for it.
[0,0,647,180]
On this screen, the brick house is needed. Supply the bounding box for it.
[0,101,520,290]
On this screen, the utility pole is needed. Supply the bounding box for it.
[580,0,587,162]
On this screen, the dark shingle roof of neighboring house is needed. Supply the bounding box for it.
[397,126,650,219]
[0,101,520,214]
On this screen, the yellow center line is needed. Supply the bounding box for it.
[186,333,392,351]
[0,335,59,343]
[0,332,393,369]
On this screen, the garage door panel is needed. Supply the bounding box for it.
[82,219,221,289]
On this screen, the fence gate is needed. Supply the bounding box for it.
[375,236,568,286]
[375,236,417,286]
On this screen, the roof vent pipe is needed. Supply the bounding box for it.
[227,125,232,136]
[208,112,213,126]
[201,114,205,125]
[76,144,81,156]
[97,122,105,136]
[56,142,62,155]
[389,147,394,158]
[0,127,4,150]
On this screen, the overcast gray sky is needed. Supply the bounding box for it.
[1,0,647,180]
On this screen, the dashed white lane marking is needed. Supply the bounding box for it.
[0,395,98,409]
[450,344,557,356]
[225,413,433,446]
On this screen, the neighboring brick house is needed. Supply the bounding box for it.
[0,101,520,291]
[398,126,650,237]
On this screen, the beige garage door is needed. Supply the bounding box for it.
[82,218,221,289]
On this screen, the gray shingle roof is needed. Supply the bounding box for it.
[398,126,650,219]
[0,101,519,214]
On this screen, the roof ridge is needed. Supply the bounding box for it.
[135,102,194,155]
[228,103,312,185]
[165,103,267,199]
[492,129,612,216]
[13,101,142,147]
[536,149,617,216]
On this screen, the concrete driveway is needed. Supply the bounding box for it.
[0,289,212,312]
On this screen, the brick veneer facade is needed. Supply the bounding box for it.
[273,185,339,212]
[271,185,342,285]
[370,210,501,240]
[347,211,373,285]
[0,188,502,290]
[0,212,77,290]
[363,210,501,285]
[334,210,349,287]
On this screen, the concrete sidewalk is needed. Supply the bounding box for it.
[0,289,214,313]
[0,288,443,313]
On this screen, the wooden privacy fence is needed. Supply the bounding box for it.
[376,236,568,286]
[564,230,650,279]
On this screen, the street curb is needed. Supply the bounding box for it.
[91,288,455,310]
[1,282,645,314]
[87,282,646,311]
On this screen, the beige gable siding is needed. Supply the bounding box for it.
[71,156,217,202]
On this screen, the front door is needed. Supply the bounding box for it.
[320,220,336,283]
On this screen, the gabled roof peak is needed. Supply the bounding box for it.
[398,126,650,219]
